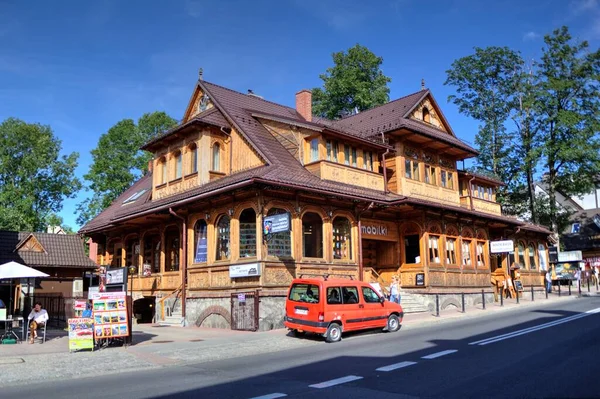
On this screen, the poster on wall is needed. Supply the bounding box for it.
[68,318,94,352]
[263,213,290,235]
[91,291,129,339]
[195,224,208,263]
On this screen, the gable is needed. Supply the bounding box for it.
[15,234,46,253]
[183,85,215,122]
[408,96,450,133]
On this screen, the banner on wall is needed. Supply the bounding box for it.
[91,291,129,339]
[263,213,290,235]
[195,224,208,263]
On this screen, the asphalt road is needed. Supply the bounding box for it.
[4,297,600,399]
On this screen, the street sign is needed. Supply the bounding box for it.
[558,250,582,262]
[490,240,514,254]
[237,293,246,303]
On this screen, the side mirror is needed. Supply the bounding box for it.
[379,296,385,304]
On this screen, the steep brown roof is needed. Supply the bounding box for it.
[0,231,96,269]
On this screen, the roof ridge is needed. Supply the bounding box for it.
[339,89,429,120]
[202,80,299,116]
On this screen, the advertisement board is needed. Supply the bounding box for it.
[263,213,290,235]
[229,263,261,278]
[554,262,581,280]
[490,240,514,254]
[558,251,583,262]
[91,292,129,339]
[68,318,94,351]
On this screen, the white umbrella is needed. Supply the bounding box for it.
[0,261,49,279]
[0,261,49,317]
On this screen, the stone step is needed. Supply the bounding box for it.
[159,315,184,327]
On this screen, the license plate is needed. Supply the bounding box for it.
[295,308,308,315]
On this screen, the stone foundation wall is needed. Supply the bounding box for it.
[410,292,496,313]
[258,295,286,331]
[186,297,231,329]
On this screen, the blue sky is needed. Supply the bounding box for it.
[1,0,599,230]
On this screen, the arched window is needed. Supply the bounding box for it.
[189,143,198,174]
[215,215,230,261]
[158,157,167,185]
[302,212,323,258]
[517,241,526,266]
[422,107,431,123]
[239,208,257,258]
[174,151,182,179]
[266,208,292,257]
[193,220,207,263]
[528,243,537,269]
[165,227,180,272]
[143,233,161,274]
[332,217,352,260]
[212,144,220,172]
[125,238,139,269]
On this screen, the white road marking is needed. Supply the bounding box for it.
[469,307,600,346]
[309,375,363,389]
[376,360,417,372]
[421,349,458,359]
[249,393,287,399]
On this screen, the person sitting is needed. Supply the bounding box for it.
[328,289,340,304]
[28,301,49,344]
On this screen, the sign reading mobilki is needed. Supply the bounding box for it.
[361,225,388,236]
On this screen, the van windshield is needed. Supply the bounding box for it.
[289,283,320,303]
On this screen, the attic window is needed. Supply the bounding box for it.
[123,189,148,205]
[198,94,210,113]
[422,107,431,123]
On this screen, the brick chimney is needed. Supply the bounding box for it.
[296,89,312,122]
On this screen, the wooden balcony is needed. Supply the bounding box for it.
[306,160,384,191]
[460,196,502,215]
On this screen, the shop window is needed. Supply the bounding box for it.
[445,237,457,265]
[528,244,537,269]
[239,208,257,258]
[189,143,198,174]
[344,145,350,165]
[212,144,221,172]
[215,215,231,261]
[333,217,352,260]
[461,239,472,267]
[302,212,323,258]
[404,234,420,264]
[351,147,357,167]
[193,220,208,263]
[517,241,525,266]
[165,228,180,272]
[476,241,486,267]
[429,235,440,264]
[175,151,182,179]
[143,234,161,274]
[267,208,292,257]
[125,239,139,268]
[311,138,319,162]
[422,107,430,123]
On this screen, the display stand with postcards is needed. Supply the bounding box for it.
[91,291,130,346]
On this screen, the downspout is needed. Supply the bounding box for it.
[220,126,233,174]
[381,131,390,194]
[169,208,187,322]
[468,174,476,211]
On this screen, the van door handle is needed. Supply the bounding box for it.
[359,304,364,308]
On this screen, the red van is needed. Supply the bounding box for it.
[284,275,403,342]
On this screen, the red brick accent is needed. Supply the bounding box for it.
[296,89,312,122]
[195,305,231,327]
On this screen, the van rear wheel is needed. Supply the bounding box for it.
[386,314,400,332]
[325,323,342,343]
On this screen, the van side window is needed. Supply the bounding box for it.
[361,286,381,303]
[342,287,359,304]
[289,283,320,303]
[327,287,342,304]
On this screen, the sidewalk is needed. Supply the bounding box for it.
[0,292,588,387]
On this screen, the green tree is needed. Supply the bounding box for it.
[77,112,177,226]
[534,26,600,234]
[0,118,80,231]
[45,213,75,234]
[312,44,391,119]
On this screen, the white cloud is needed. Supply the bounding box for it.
[185,0,203,18]
[571,0,599,15]
[523,31,540,41]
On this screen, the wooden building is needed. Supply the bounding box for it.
[80,73,552,330]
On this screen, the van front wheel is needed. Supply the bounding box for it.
[325,323,342,343]
[386,314,400,332]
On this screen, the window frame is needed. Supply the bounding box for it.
[332,216,352,261]
[445,236,457,265]
[461,239,473,268]
[239,208,257,259]
[429,234,441,264]
[344,144,351,165]
[212,143,221,172]
[215,214,231,261]
[175,151,182,179]
[310,138,319,162]
[301,211,324,259]
[528,243,537,270]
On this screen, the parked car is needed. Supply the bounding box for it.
[284,275,403,342]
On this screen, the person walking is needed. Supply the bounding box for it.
[389,275,401,304]
[545,269,552,293]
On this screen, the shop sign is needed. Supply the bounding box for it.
[230,263,261,278]
[106,268,126,285]
[194,223,208,263]
[263,213,290,235]
[416,273,425,287]
[558,250,582,262]
[490,240,514,254]
[68,318,94,352]
[361,224,388,236]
